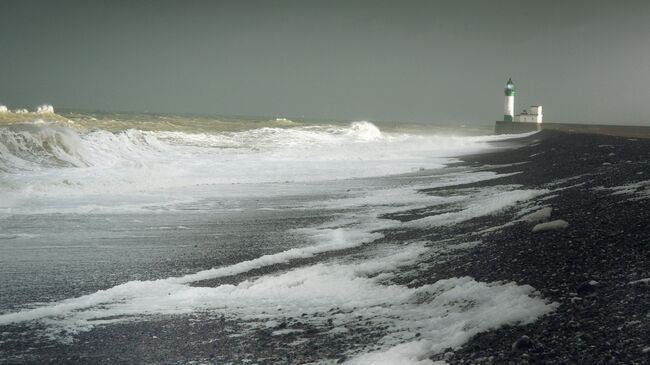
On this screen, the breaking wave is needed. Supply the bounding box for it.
[0,123,169,172]
[0,124,89,171]
[0,120,495,173]
[0,119,520,213]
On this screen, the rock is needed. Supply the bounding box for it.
[570,297,583,304]
[512,335,534,352]
[522,207,553,223]
[532,219,569,233]
[577,281,598,296]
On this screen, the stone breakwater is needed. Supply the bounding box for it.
[495,120,650,139]
[423,130,650,364]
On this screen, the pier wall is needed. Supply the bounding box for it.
[495,121,650,139]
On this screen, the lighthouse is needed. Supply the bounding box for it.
[504,78,515,122]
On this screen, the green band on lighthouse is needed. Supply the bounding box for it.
[505,78,515,96]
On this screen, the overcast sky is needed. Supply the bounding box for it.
[1,0,649,124]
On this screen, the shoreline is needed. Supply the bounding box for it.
[422,130,650,363]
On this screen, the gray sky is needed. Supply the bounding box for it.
[1,0,650,124]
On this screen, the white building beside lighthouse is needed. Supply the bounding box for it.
[514,105,543,123]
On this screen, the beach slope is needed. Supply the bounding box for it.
[423,130,650,363]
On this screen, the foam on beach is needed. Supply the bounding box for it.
[0,167,553,364]
[404,187,548,229]
[0,242,556,364]
[594,179,650,200]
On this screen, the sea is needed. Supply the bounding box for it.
[0,112,555,364]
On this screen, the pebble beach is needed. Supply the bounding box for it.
[423,130,650,364]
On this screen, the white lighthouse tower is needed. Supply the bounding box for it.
[504,78,515,122]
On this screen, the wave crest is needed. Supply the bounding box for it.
[347,121,383,141]
[0,123,174,173]
[0,124,89,171]
[0,120,509,203]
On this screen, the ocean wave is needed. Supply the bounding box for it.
[0,123,90,171]
[0,120,490,174]
[0,120,518,214]
[0,124,166,172]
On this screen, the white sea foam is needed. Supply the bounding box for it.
[303,171,519,211]
[0,243,556,365]
[173,223,387,284]
[594,179,650,199]
[0,121,520,214]
[0,124,90,170]
[36,104,55,114]
[0,183,553,363]
[0,222,387,326]
[0,177,548,330]
[405,187,548,228]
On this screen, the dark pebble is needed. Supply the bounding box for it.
[512,335,534,352]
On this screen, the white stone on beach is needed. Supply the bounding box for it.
[532,219,569,233]
[628,278,650,285]
[522,207,552,223]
